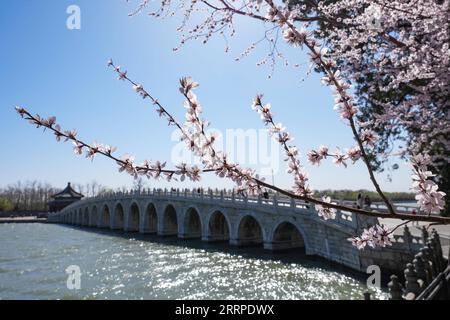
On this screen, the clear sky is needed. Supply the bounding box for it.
[0,0,413,193]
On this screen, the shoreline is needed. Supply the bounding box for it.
[0,217,48,224]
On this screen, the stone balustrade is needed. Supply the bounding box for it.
[386,228,450,300]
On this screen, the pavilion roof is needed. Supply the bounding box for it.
[52,182,84,199]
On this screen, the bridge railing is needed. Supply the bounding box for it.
[385,228,449,300]
[66,188,416,208]
[65,188,417,212]
[54,188,423,236]
[56,187,361,230]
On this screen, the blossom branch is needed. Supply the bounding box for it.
[251,94,312,197]
[15,103,450,248]
[262,0,397,215]
[107,59,195,148]
[15,107,206,182]
[307,145,362,168]
[104,63,450,225]
[109,60,266,196]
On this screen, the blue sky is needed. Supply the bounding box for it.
[0,0,412,192]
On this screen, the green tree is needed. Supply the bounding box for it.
[0,197,13,212]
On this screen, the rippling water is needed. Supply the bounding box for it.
[0,223,388,300]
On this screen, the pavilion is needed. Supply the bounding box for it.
[48,182,84,212]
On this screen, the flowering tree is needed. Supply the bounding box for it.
[16,0,450,250]
[284,0,450,215]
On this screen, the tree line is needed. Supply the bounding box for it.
[314,189,415,203]
[0,180,115,212]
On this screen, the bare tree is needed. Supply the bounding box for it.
[133,177,146,193]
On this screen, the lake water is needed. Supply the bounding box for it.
[0,223,388,300]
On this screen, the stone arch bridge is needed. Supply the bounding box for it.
[49,189,423,273]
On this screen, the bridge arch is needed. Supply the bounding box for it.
[126,202,140,232]
[112,202,125,230]
[142,202,158,234]
[77,209,83,225]
[100,204,111,228]
[181,207,202,239]
[268,221,306,252]
[235,214,265,247]
[90,206,98,227]
[161,204,178,236]
[82,207,89,226]
[207,210,230,242]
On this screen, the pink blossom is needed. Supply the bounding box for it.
[332,149,348,167]
[360,129,378,147]
[117,71,127,81]
[188,165,201,182]
[176,163,188,182]
[15,106,27,117]
[103,145,117,155]
[251,94,263,110]
[286,146,299,158]
[283,28,305,47]
[415,185,446,214]
[307,150,323,166]
[152,160,166,179]
[64,129,77,142]
[411,154,446,214]
[315,196,337,220]
[73,142,83,155]
[54,125,63,142]
[350,225,393,250]
[86,142,102,160]
[334,101,358,120]
[277,132,291,144]
[118,154,137,178]
[347,146,361,163]
[270,123,285,135]
[179,76,199,94]
[133,84,148,99]
[318,145,329,157]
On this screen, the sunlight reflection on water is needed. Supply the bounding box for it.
[0,223,388,300]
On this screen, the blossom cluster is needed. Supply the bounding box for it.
[411,154,446,215]
[179,77,265,196]
[350,224,393,250]
[314,196,337,221]
[315,0,450,167]
[307,145,362,167]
